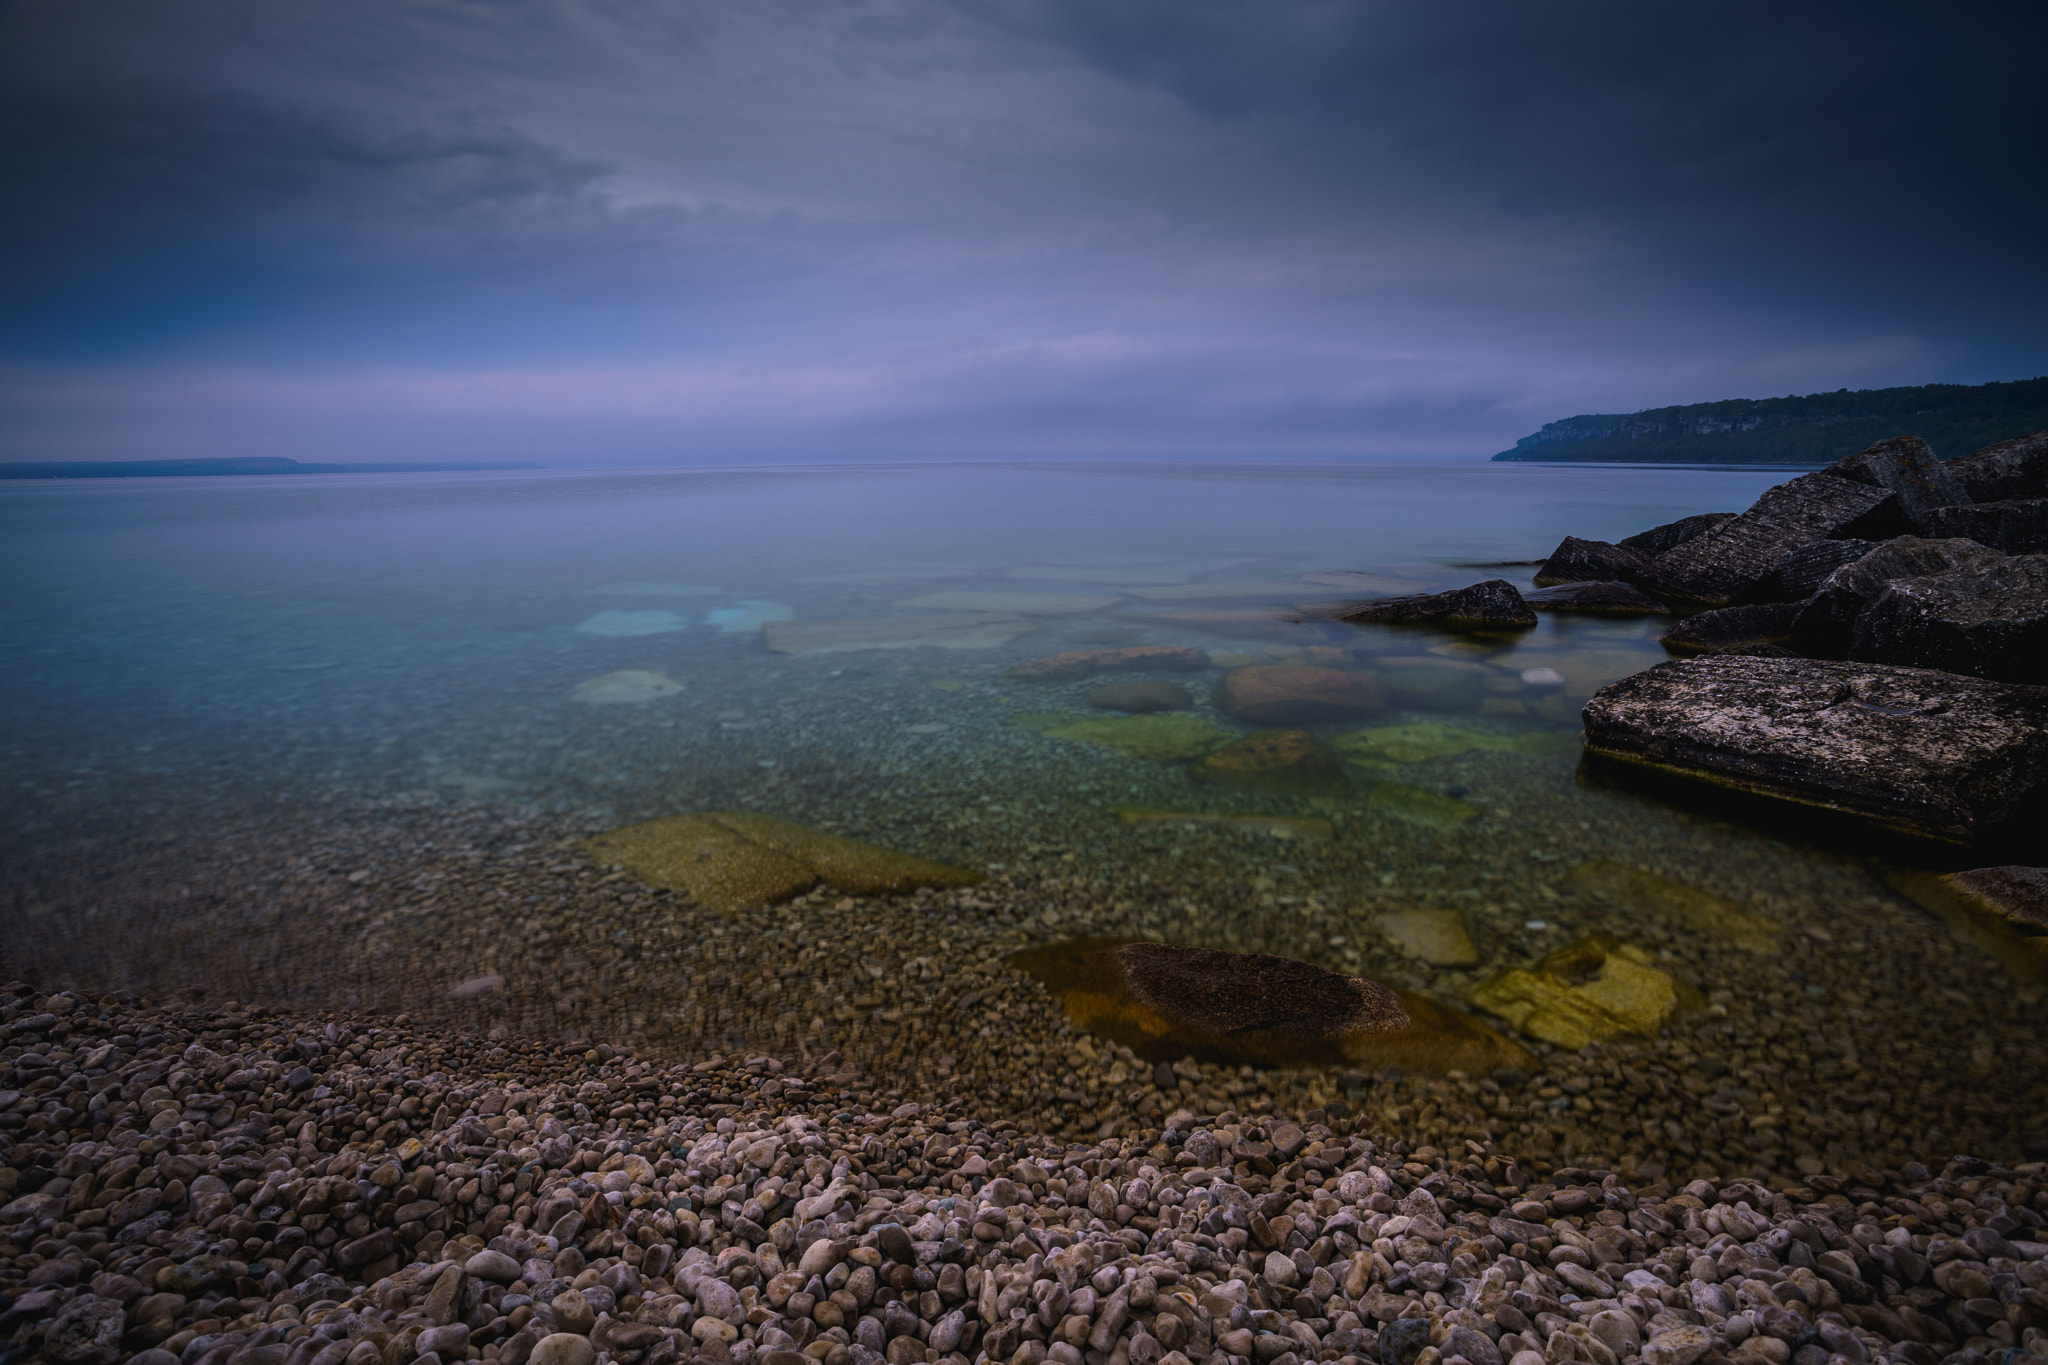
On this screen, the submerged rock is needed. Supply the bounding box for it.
[1532,538,1651,587]
[1944,428,2048,503]
[1565,859,1781,953]
[1361,657,1493,711]
[1641,472,1899,606]
[574,609,688,636]
[1376,909,1480,967]
[1470,936,1689,1048]
[1618,511,1736,557]
[1525,580,1671,615]
[1889,866,2048,980]
[1043,712,1231,761]
[1918,497,2048,555]
[585,811,981,912]
[1581,655,2048,849]
[1191,729,1349,796]
[1215,664,1389,723]
[1111,808,1334,838]
[762,612,1036,653]
[1338,580,1538,630]
[1009,939,1532,1073]
[1334,722,1575,765]
[1365,782,1479,830]
[1656,601,1803,656]
[571,669,685,704]
[1087,680,1193,712]
[1005,645,1212,681]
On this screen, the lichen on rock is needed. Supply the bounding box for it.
[1470,936,1692,1048]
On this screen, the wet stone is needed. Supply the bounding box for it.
[1215,665,1390,724]
[1339,580,1538,630]
[1532,538,1652,588]
[1525,580,1671,615]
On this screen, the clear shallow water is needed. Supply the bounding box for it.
[3,461,2042,1185]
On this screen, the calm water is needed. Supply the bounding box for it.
[3,461,2040,1183]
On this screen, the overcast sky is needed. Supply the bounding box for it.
[2,0,2042,462]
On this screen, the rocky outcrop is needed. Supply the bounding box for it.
[1848,550,2048,683]
[1214,664,1388,723]
[1773,538,1874,599]
[1919,497,2048,554]
[1617,511,1736,556]
[1944,428,2048,503]
[1581,655,2048,848]
[1337,579,1537,629]
[1524,580,1671,614]
[1656,601,1803,655]
[1789,536,1992,658]
[1531,537,1650,586]
[1008,939,1531,1072]
[1824,435,1968,527]
[1640,472,1900,606]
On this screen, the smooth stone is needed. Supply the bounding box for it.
[1581,655,2048,849]
[1919,497,2048,554]
[1365,782,1479,830]
[1215,665,1390,723]
[1641,472,1900,606]
[1339,579,1538,630]
[530,1334,598,1365]
[1532,537,1652,587]
[1525,580,1671,615]
[551,1289,597,1335]
[1087,680,1194,713]
[1335,722,1576,765]
[466,1249,522,1283]
[1043,713,1233,761]
[1657,601,1804,655]
[1619,512,1736,557]
[572,669,685,704]
[1565,858,1780,953]
[1376,908,1480,967]
[585,811,981,913]
[1944,428,2048,503]
[1470,935,1688,1048]
[1005,645,1212,681]
[1826,435,1969,527]
[1009,939,1531,1074]
[1191,729,1349,797]
[763,612,1037,653]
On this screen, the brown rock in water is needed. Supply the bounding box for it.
[585,812,981,912]
[1087,680,1193,713]
[1215,665,1388,723]
[1338,579,1537,630]
[1005,645,1212,682]
[1532,537,1651,587]
[1582,655,2048,850]
[1190,729,1349,796]
[1525,581,1671,615]
[1009,939,1531,1073]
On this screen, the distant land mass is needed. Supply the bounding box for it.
[0,456,542,479]
[1492,375,2048,464]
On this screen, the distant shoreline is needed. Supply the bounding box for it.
[0,456,542,479]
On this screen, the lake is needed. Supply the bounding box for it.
[2,460,2039,1188]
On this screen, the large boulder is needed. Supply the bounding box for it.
[1889,866,2048,979]
[1656,601,1803,656]
[1825,435,1969,527]
[1774,538,1874,599]
[1640,472,1899,606]
[1581,655,2048,849]
[1532,537,1651,587]
[1524,580,1671,615]
[1007,939,1531,1072]
[1944,429,2048,503]
[1848,550,2048,683]
[1789,536,1992,658]
[1215,665,1389,723]
[1918,498,2048,555]
[1338,579,1537,630]
[1618,511,1736,557]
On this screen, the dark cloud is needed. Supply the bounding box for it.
[0,0,2041,458]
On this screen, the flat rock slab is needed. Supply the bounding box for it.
[1191,728,1349,796]
[1889,866,2048,980]
[1525,580,1670,615]
[1582,656,2048,848]
[586,811,981,912]
[1008,938,1530,1072]
[1216,664,1389,723]
[1376,909,1480,967]
[762,612,1036,653]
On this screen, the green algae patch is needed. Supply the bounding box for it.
[1042,712,1232,761]
[1366,782,1479,830]
[1336,722,1579,764]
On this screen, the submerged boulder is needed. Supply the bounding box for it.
[1376,909,1480,967]
[1618,511,1736,557]
[1656,601,1803,656]
[1581,656,2048,849]
[1338,580,1537,630]
[1087,680,1193,712]
[1009,939,1532,1073]
[1532,537,1651,587]
[1889,866,2048,981]
[1641,472,1899,606]
[1215,664,1389,723]
[586,812,981,913]
[1525,580,1671,615]
[1006,645,1212,681]
[1825,435,1969,527]
[1944,429,2048,504]
[1565,859,1781,953]
[1470,937,1690,1049]
[1042,712,1231,761]
[1919,498,2048,555]
[1191,729,1349,796]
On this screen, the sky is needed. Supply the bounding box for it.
[2,0,2044,464]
